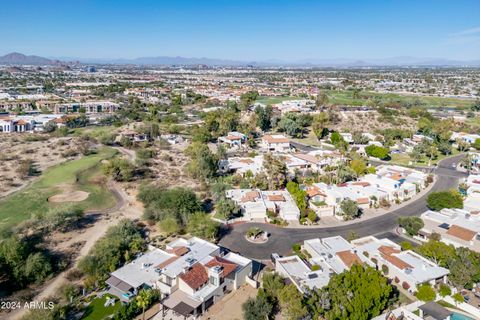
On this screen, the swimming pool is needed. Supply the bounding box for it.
[451,312,475,320]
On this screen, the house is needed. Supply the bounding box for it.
[225,189,266,220]
[106,237,253,318]
[261,134,291,152]
[351,236,449,292]
[272,99,314,114]
[0,114,65,133]
[273,255,331,293]
[469,152,480,173]
[119,130,149,142]
[465,174,480,195]
[225,189,301,221]
[303,236,373,274]
[339,132,353,143]
[218,131,247,148]
[464,192,480,214]
[274,236,373,294]
[290,150,344,173]
[219,156,264,176]
[419,208,480,252]
[372,306,424,320]
[281,154,309,173]
[362,173,417,202]
[451,132,480,144]
[307,181,388,217]
[161,134,184,145]
[262,190,301,221]
[412,134,433,143]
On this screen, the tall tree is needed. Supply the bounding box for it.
[263,154,287,189]
[322,265,393,320]
[242,295,273,320]
[278,284,308,320]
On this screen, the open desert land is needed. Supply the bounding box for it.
[0,146,117,232]
[0,134,86,198]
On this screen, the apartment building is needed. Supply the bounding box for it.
[54,101,119,114]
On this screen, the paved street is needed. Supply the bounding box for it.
[218,154,466,260]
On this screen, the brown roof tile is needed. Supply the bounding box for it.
[263,135,289,143]
[166,246,190,257]
[205,256,238,277]
[156,256,180,270]
[293,153,319,163]
[268,194,285,202]
[240,191,260,202]
[356,197,370,205]
[380,253,412,270]
[447,225,477,241]
[179,263,209,291]
[336,250,362,268]
[378,245,401,256]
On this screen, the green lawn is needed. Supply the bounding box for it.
[256,96,302,105]
[81,296,122,320]
[467,116,480,128]
[257,91,474,109]
[327,90,475,108]
[0,147,117,231]
[72,125,118,138]
[390,149,460,167]
[292,130,323,147]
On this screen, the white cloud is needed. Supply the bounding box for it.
[445,26,480,45]
[450,26,480,37]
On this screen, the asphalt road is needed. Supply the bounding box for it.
[218,154,466,260]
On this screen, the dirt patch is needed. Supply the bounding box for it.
[201,285,257,320]
[48,191,89,203]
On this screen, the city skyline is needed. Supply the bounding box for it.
[1,0,480,61]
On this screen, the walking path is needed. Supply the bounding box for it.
[6,181,143,320]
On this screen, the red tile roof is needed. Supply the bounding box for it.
[205,256,238,277]
[179,263,209,291]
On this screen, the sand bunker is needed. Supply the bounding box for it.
[49,191,89,203]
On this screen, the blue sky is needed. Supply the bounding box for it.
[1,0,479,61]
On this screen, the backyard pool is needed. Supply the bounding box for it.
[451,312,475,320]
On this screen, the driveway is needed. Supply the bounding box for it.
[218,154,466,260]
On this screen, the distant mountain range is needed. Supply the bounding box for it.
[1,52,479,67]
[0,52,60,65]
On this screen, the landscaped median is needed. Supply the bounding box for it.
[0,147,118,232]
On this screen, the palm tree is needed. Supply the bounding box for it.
[136,289,153,320]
